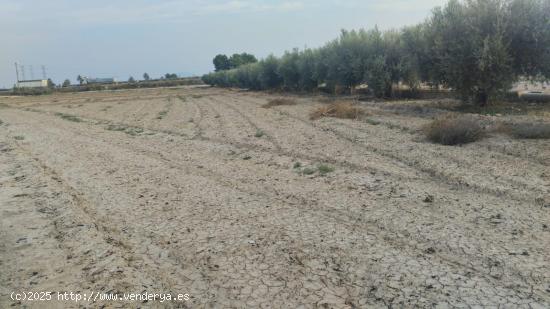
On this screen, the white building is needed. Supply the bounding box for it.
[16,79,48,88]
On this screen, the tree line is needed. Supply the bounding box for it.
[202,0,550,105]
[213,53,258,71]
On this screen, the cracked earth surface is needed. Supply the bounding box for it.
[0,86,549,308]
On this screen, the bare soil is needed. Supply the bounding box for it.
[1,86,549,308]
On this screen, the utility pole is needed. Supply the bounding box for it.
[15,62,20,82]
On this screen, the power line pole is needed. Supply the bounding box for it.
[15,62,20,82]
[41,65,47,79]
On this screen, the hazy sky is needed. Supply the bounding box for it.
[0,0,447,88]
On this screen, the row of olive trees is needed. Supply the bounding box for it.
[203,0,550,105]
[213,53,258,71]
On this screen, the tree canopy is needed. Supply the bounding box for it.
[203,0,550,105]
[213,53,258,71]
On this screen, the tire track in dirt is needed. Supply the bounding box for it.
[232,94,542,203]
[7,104,546,250]
[182,95,206,139]
[4,99,549,307]
[3,131,215,308]
[329,118,547,198]
[14,103,550,208]
[11,108,547,303]
[13,103,546,201]
[208,96,283,151]
[0,138,158,308]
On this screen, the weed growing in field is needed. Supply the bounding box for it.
[255,130,265,138]
[296,164,335,176]
[424,114,484,145]
[0,119,3,125]
[177,95,187,102]
[157,110,168,120]
[262,98,296,108]
[310,102,365,120]
[365,118,381,125]
[106,124,126,131]
[105,124,144,136]
[301,167,316,175]
[243,155,252,160]
[14,135,25,140]
[192,95,203,99]
[317,164,335,175]
[125,127,144,136]
[55,112,83,122]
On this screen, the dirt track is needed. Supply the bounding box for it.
[1,86,549,308]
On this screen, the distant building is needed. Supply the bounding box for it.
[16,79,48,88]
[82,77,116,85]
[512,81,549,94]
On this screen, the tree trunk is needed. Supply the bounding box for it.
[476,90,488,107]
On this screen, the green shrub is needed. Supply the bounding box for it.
[157,110,168,119]
[55,113,83,122]
[254,130,265,138]
[317,164,335,175]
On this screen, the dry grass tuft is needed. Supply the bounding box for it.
[262,98,297,108]
[310,102,365,120]
[504,122,550,139]
[424,114,484,145]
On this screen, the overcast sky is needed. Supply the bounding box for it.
[0,0,447,88]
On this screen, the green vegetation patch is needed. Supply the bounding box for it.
[296,164,336,176]
[105,124,144,136]
[157,110,168,119]
[317,164,335,176]
[55,112,83,122]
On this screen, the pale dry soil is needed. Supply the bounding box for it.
[0,86,549,308]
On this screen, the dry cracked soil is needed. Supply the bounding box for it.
[0,86,549,308]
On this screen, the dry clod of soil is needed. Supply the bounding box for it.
[310,101,365,120]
